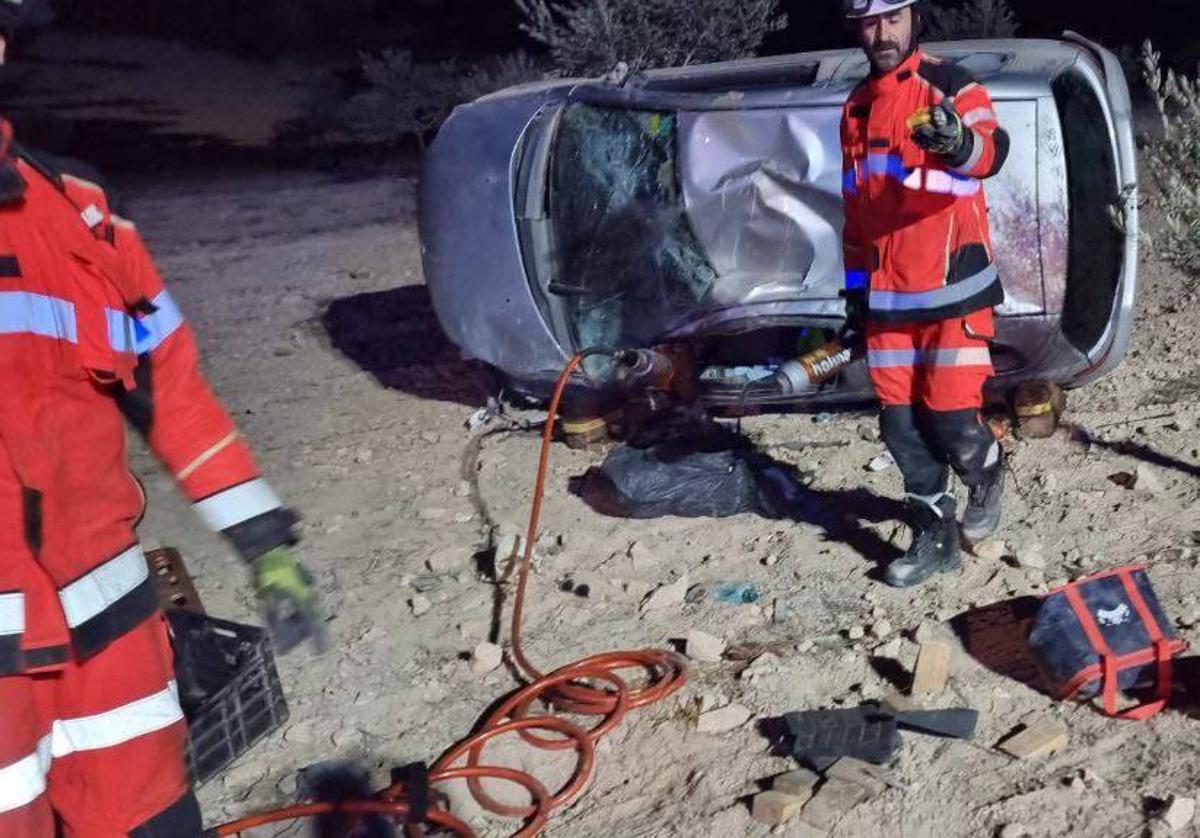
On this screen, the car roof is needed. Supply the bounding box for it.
[633,38,1082,103]
[477,39,1086,108]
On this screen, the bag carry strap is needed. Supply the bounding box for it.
[1063,573,1172,720]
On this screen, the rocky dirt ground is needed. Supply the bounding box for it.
[122,165,1200,838]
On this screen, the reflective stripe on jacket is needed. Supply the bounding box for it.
[841,49,1009,323]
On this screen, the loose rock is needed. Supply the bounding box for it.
[846,625,866,641]
[1015,543,1047,570]
[686,629,726,663]
[696,703,752,734]
[973,540,1008,562]
[1155,795,1196,833]
[470,641,503,674]
[870,620,893,640]
[409,595,432,617]
[867,452,896,472]
[642,574,690,612]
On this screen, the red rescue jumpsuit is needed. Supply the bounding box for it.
[840,49,1009,498]
[0,124,295,836]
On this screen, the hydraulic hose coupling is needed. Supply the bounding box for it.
[614,348,674,391]
[772,338,861,396]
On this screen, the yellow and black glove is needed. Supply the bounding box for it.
[253,546,327,655]
[908,99,966,158]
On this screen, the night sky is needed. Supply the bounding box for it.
[46,0,1200,67]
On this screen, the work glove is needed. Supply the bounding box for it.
[253,546,328,655]
[839,288,868,340]
[908,99,966,158]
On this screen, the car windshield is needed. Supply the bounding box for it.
[549,104,717,352]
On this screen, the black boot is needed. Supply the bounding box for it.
[962,448,1004,543]
[885,494,961,588]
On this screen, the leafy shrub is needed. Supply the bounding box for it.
[332,50,546,150]
[515,0,787,77]
[1140,40,1200,275]
[924,0,1018,41]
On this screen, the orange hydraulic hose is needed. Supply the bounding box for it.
[215,352,687,837]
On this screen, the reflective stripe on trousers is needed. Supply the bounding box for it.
[0,681,183,815]
[868,346,993,369]
[869,264,997,314]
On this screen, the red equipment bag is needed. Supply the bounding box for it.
[1028,565,1187,720]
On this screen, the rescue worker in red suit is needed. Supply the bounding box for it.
[839,0,1009,587]
[0,6,325,835]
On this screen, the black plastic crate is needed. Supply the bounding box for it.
[167,609,290,786]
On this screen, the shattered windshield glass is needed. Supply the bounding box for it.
[549,104,717,355]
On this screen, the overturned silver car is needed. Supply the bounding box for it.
[420,33,1137,406]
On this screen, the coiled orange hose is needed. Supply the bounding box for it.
[215,352,687,837]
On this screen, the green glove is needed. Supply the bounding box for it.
[253,546,327,654]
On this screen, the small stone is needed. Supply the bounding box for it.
[1132,461,1161,492]
[740,652,781,681]
[453,480,472,498]
[1156,795,1196,833]
[748,787,806,825]
[869,620,892,639]
[997,717,1068,759]
[627,541,657,570]
[973,540,1008,561]
[859,423,881,442]
[642,574,690,612]
[420,431,440,445]
[875,638,903,660]
[763,553,780,567]
[773,769,821,798]
[913,621,940,644]
[353,447,374,464]
[470,641,503,674]
[800,776,867,831]
[1015,544,1047,570]
[999,825,1030,838]
[427,551,459,573]
[795,639,815,653]
[752,791,808,825]
[686,629,726,663]
[453,512,474,524]
[1067,776,1086,793]
[825,757,890,798]
[696,703,752,733]
[910,641,952,696]
[418,507,448,521]
[495,531,523,563]
[867,452,895,472]
[411,574,442,593]
[409,595,432,617]
[846,625,866,641]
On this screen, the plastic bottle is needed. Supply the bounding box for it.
[711,582,761,604]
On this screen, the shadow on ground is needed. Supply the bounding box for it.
[323,286,499,408]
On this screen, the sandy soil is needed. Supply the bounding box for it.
[4,32,317,148]
[112,161,1200,838]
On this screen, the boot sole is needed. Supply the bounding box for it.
[885,552,962,588]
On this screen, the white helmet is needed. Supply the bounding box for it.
[843,0,919,19]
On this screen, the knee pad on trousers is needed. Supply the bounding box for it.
[923,407,1000,487]
[880,405,949,497]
